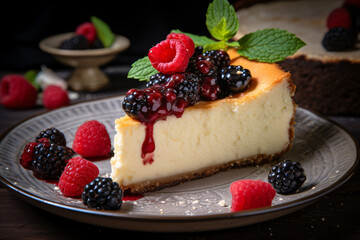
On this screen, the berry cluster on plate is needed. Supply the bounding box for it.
[19,121,123,210]
[123,32,252,123]
[322,0,360,51]
[59,16,114,50]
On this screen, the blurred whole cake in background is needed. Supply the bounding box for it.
[235,0,360,115]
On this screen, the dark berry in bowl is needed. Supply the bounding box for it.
[220,65,252,93]
[268,160,306,195]
[59,35,89,50]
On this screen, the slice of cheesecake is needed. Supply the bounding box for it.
[111,49,296,193]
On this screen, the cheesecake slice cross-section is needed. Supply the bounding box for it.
[111,49,296,193]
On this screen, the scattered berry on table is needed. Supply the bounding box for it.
[58,157,99,197]
[230,179,276,212]
[72,120,111,158]
[32,141,74,180]
[0,74,38,109]
[148,39,190,75]
[59,35,89,50]
[220,65,252,93]
[268,159,306,195]
[42,85,70,110]
[75,22,97,45]
[82,177,123,210]
[35,127,66,146]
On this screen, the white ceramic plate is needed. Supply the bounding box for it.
[0,96,358,232]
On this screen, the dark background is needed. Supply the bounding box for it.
[0,1,239,72]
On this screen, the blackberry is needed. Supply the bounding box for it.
[200,75,221,101]
[202,50,230,69]
[322,27,357,51]
[146,73,169,88]
[59,35,89,50]
[82,177,123,210]
[172,73,200,105]
[35,128,66,146]
[193,46,203,56]
[32,142,74,180]
[122,89,147,119]
[220,65,252,92]
[91,38,104,49]
[268,160,306,195]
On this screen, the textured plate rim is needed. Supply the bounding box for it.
[0,96,359,227]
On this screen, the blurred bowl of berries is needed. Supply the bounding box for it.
[39,16,130,92]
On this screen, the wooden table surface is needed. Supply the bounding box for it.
[0,68,359,240]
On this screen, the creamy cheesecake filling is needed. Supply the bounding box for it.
[111,76,295,187]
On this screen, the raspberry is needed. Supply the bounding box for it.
[58,157,99,197]
[148,39,189,75]
[42,85,70,110]
[230,179,276,212]
[59,35,89,50]
[0,74,37,109]
[72,120,111,158]
[166,33,195,57]
[35,127,66,146]
[327,7,352,29]
[75,22,97,45]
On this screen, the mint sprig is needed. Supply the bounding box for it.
[127,56,159,81]
[127,0,306,81]
[236,29,306,63]
[206,0,238,41]
[91,16,115,48]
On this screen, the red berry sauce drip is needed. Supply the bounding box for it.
[124,75,192,165]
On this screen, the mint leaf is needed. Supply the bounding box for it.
[24,70,40,90]
[203,41,227,52]
[171,29,217,47]
[206,0,239,41]
[236,28,306,63]
[91,16,115,48]
[127,56,158,81]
